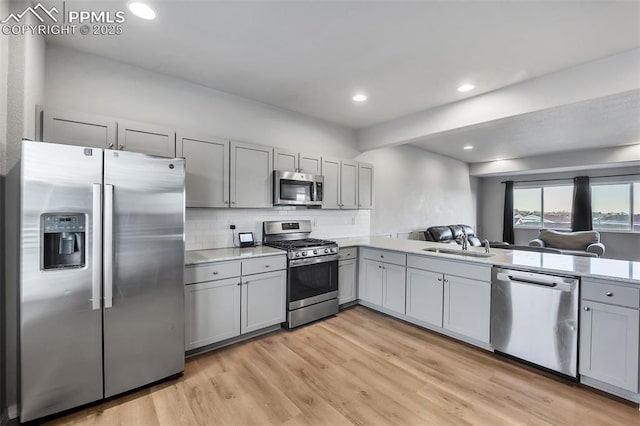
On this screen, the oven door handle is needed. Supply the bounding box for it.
[289,254,339,267]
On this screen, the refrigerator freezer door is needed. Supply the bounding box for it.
[103,150,185,397]
[20,141,104,422]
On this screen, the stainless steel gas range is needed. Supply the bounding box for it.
[263,220,339,328]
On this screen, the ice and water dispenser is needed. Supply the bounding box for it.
[41,213,86,270]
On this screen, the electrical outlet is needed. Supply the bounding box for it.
[230,224,236,230]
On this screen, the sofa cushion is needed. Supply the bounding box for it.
[448,225,465,240]
[539,229,600,250]
[427,226,453,242]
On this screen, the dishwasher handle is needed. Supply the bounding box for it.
[496,271,576,292]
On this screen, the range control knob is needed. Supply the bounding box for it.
[295,252,300,258]
[331,248,337,253]
[301,251,307,256]
[313,249,318,255]
[324,249,329,253]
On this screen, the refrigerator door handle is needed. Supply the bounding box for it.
[104,184,114,308]
[91,183,102,310]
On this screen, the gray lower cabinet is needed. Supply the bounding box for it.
[358,257,406,315]
[443,275,491,343]
[580,300,639,392]
[117,120,176,157]
[338,259,357,305]
[177,134,230,207]
[230,141,273,208]
[40,108,116,149]
[185,277,241,351]
[359,258,384,306]
[241,269,287,334]
[185,256,286,351]
[405,267,444,328]
[382,263,406,314]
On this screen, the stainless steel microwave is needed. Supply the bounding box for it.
[273,171,323,206]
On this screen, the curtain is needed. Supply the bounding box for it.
[571,176,592,231]
[502,180,514,244]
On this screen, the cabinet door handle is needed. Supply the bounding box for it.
[231,201,236,205]
[237,282,241,286]
[584,306,590,311]
[264,265,270,268]
[378,265,382,269]
[605,292,613,297]
[118,145,125,150]
[224,200,229,204]
[244,281,249,285]
[358,204,362,207]
[437,278,442,282]
[443,279,449,283]
[108,143,114,149]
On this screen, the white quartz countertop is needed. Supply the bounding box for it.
[185,246,286,265]
[334,237,640,285]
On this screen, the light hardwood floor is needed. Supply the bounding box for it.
[47,306,639,425]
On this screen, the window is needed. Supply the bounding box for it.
[591,183,631,231]
[514,185,572,229]
[543,185,573,229]
[514,187,541,227]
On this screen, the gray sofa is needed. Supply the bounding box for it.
[528,229,605,257]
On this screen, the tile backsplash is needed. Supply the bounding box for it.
[185,207,371,250]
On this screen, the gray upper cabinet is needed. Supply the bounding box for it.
[357,162,374,209]
[443,275,491,344]
[321,157,341,209]
[177,134,230,208]
[230,141,273,208]
[117,120,176,158]
[274,150,322,175]
[274,149,298,172]
[322,157,359,210]
[580,299,639,392]
[40,108,116,149]
[298,153,322,175]
[340,160,358,209]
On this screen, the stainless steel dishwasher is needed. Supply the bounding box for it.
[491,267,579,378]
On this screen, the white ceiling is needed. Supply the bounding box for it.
[409,90,640,163]
[44,0,640,130]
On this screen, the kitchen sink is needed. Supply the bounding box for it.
[422,247,495,258]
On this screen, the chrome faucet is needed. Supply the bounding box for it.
[482,239,491,254]
[461,233,469,250]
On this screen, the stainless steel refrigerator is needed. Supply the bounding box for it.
[19,141,186,422]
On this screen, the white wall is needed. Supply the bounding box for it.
[44,44,359,159]
[186,208,370,250]
[358,49,640,151]
[44,44,481,247]
[356,144,477,239]
[477,166,640,261]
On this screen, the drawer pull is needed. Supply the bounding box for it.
[380,255,384,258]
[605,292,613,297]
[265,265,270,268]
[212,271,218,275]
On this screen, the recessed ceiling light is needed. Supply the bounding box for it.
[457,83,475,93]
[352,94,367,102]
[463,145,474,150]
[128,2,156,20]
